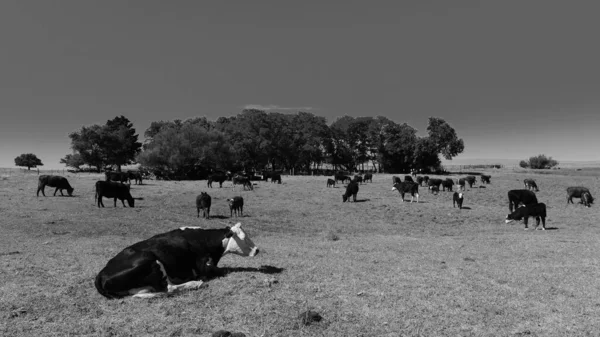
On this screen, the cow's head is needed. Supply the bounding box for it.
[505,210,523,224]
[342,194,349,202]
[223,223,259,257]
[67,187,74,196]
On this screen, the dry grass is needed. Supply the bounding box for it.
[1,169,600,336]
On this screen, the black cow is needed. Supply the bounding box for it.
[232,176,253,191]
[465,176,477,188]
[327,178,336,188]
[453,192,464,209]
[416,176,424,186]
[524,179,539,192]
[392,182,419,203]
[363,173,373,183]
[353,175,363,184]
[581,192,594,207]
[335,174,351,184]
[207,173,228,188]
[505,203,547,230]
[481,175,491,184]
[507,189,538,213]
[95,181,135,208]
[105,171,129,184]
[404,175,414,183]
[36,175,74,197]
[427,178,443,192]
[127,171,143,185]
[196,192,211,219]
[441,179,454,192]
[567,187,592,206]
[457,178,466,191]
[94,223,259,299]
[423,176,430,185]
[227,196,244,217]
[342,181,359,202]
[271,174,282,184]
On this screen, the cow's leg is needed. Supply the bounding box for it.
[114,198,118,207]
[37,184,45,197]
[53,187,59,196]
[98,195,105,207]
[121,199,127,207]
[523,217,529,230]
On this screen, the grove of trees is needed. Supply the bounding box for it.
[14,153,43,170]
[519,154,559,169]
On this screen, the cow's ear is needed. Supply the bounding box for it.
[225,227,234,238]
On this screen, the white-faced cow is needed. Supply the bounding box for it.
[343,181,359,202]
[196,192,211,219]
[227,196,244,217]
[567,187,593,207]
[524,179,539,192]
[37,175,74,197]
[453,192,464,209]
[507,189,538,213]
[392,182,419,203]
[505,203,547,230]
[94,223,259,299]
[95,181,136,208]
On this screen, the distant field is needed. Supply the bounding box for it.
[1,169,600,336]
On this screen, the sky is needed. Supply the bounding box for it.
[1,1,600,169]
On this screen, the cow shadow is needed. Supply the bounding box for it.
[459,206,472,210]
[352,199,369,203]
[209,215,229,219]
[543,227,559,230]
[215,265,285,279]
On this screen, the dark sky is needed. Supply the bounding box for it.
[2,1,599,168]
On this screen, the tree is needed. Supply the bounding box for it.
[15,153,43,170]
[425,117,465,160]
[60,153,85,170]
[521,154,558,169]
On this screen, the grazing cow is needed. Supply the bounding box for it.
[353,175,363,184]
[457,178,466,191]
[227,196,244,217]
[392,182,419,203]
[196,192,211,219]
[335,174,351,184]
[326,178,336,188]
[232,176,253,191]
[416,176,424,186]
[392,176,401,184]
[342,181,359,202]
[567,187,593,206]
[441,179,454,192]
[481,175,491,184]
[524,179,539,192]
[36,175,74,197]
[453,192,464,209]
[430,185,439,195]
[423,176,430,185]
[271,173,282,184]
[363,173,373,183]
[127,171,143,185]
[505,203,547,230]
[105,171,129,184]
[507,189,538,213]
[427,178,443,191]
[465,176,477,188]
[95,181,135,208]
[207,173,228,188]
[94,223,259,299]
[581,191,594,207]
[404,175,414,183]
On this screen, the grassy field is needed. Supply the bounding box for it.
[1,169,600,336]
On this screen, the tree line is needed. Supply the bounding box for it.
[57,110,465,178]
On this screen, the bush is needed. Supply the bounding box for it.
[521,155,558,169]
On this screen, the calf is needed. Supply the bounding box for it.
[342,181,359,202]
[404,175,414,183]
[353,175,363,184]
[227,196,244,217]
[271,173,282,184]
[392,182,419,203]
[207,173,227,188]
[507,189,538,213]
[95,181,135,207]
[94,223,259,299]
[36,175,74,197]
[363,173,373,183]
[127,170,143,185]
[465,175,477,188]
[505,203,547,230]
[326,178,336,188]
[453,192,464,209]
[567,187,592,206]
[480,175,491,184]
[457,178,466,191]
[441,179,454,192]
[524,179,539,192]
[196,192,211,219]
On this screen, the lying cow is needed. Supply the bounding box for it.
[567,187,593,207]
[508,189,538,213]
[363,173,373,183]
[196,192,211,219]
[465,176,477,188]
[392,182,419,203]
[95,181,136,207]
[453,192,464,209]
[36,175,74,197]
[524,179,539,192]
[480,175,491,184]
[441,179,454,192]
[207,173,228,188]
[505,203,547,230]
[94,223,259,299]
[326,178,336,188]
[227,196,244,217]
[342,181,359,202]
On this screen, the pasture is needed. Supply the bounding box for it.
[1,169,600,336]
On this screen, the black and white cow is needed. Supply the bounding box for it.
[95,181,136,208]
[227,196,244,217]
[453,192,464,209]
[326,178,336,188]
[36,175,74,197]
[581,192,594,207]
[441,178,454,192]
[342,181,359,202]
[524,179,539,192]
[363,173,373,183]
[196,192,211,219]
[465,176,477,188]
[507,189,538,213]
[567,187,593,207]
[480,175,491,184]
[392,182,419,203]
[505,203,547,230]
[95,223,259,299]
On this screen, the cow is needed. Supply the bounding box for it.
[36,175,74,197]
[392,182,419,203]
[227,196,244,217]
[127,171,143,185]
[567,187,593,206]
[326,178,336,188]
[232,176,253,191]
[524,179,539,192]
[196,192,211,219]
[507,189,538,213]
[94,223,259,299]
[95,181,135,208]
[416,176,424,186]
[423,176,430,185]
[465,176,477,188]
[105,171,129,184]
[392,176,401,184]
[441,179,454,192]
[404,175,414,183]
[430,185,439,195]
[453,192,464,209]
[427,178,443,191]
[353,175,363,184]
[207,173,228,188]
[363,173,373,183]
[581,191,594,207]
[335,174,351,184]
[505,203,547,230]
[457,178,466,191]
[481,175,491,184]
[342,181,359,202]
[271,173,282,184]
